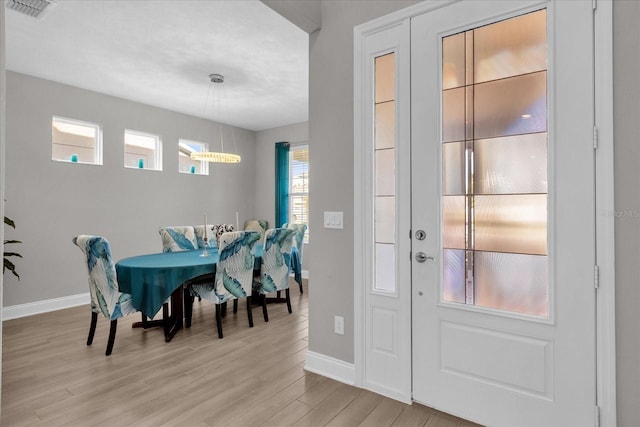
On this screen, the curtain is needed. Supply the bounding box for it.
[275,142,290,227]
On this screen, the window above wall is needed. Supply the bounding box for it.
[124,129,162,171]
[178,139,209,175]
[52,116,102,165]
[289,144,309,243]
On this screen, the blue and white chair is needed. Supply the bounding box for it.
[212,223,236,247]
[186,230,261,338]
[253,227,296,322]
[73,235,142,355]
[244,219,268,243]
[194,224,217,249]
[159,225,198,252]
[282,223,307,293]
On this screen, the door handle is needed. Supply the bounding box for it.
[415,252,434,263]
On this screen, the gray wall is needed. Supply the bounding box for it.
[613,1,640,425]
[4,71,256,307]
[307,1,418,362]
[254,121,309,269]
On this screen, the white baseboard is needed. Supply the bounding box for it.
[304,350,356,385]
[3,293,90,320]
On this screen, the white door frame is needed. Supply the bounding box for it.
[353,1,615,425]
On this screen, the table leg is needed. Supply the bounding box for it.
[164,285,184,342]
[131,285,184,343]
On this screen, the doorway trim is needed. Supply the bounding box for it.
[353,1,615,425]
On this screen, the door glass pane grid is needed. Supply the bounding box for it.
[374,52,396,293]
[441,9,548,317]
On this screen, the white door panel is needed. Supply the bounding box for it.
[411,1,595,426]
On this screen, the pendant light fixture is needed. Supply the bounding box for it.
[191,73,241,164]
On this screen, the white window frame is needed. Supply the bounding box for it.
[51,116,103,165]
[178,139,209,175]
[124,129,162,171]
[289,143,309,243]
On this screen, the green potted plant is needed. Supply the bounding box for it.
[4,216,22,280]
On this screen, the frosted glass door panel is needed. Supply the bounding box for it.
[375,149,395,196]
[443,142,466,195]
[442,32,465,90]
[474,194,547,255]
[374,52,396,293]
[474,72,547,140]
[443,249,466,303]
[375,196,396,244]
[375,243,396,292]
[474,251,548,317]
[474,10,547,84]
[440,9,548,316]
[375,54,395,103]
[442,87,466,143]
[475,133,547,194]
[375,102,395,149]
[443,196,466,249]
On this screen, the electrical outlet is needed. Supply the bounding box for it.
[334,315,344,335]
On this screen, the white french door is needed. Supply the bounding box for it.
[411,1,596,426]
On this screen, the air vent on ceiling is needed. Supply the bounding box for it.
[5,0,56,19]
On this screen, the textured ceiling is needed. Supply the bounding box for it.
[4,0,309,132]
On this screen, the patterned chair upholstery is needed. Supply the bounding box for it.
[253,227,296,322]
[186,230,261,338]
[282,223,307,293]
[73,235,139,355]
[212,224,235,246]
[194,224,217,249]
[244,219,268,243]
[159,226,198,252]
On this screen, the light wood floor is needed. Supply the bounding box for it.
[2,280,481,426]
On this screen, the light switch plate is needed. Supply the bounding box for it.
[324,211,343,229]
[334,316,344,335]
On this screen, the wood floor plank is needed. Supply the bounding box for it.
[325,389,385,427]
[358,396,406,427]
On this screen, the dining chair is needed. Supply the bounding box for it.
[253,227,296,322]
[186,230,261,338]
[194,224,217,249]
[212,223,235,246]
[282,223,307,293]
[73,235,148,355]
[244,219,268,242]
[158,225,198,252]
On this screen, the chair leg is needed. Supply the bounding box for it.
[262,294,269,322]
[162,302,170,337]
[298,278,303,294]
[286,289,292,314]
[106,319,117,356]
[246,296,254,327]
[215,304,224,339]
[184,287,194,328]
[221,301,228,317]
[233,299,238,314]
[87,312,98,346]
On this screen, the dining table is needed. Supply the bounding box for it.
[115,245,265,342]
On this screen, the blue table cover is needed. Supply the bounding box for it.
[116,245,264,317]
[116,249,218,317]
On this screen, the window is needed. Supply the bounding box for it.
[374,52,396,293]
[52,116,102,164]
[124,129,162,170]
[289,144,309,242]
[178,139,209,175]
[441,10,548,316]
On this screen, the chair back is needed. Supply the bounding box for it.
[244,219,268,242]
[260,228,296,293]
[159,226,198,252]
[216,230,261,298]
[73,235,122,319]
[212,224,236,246]
[194,224,217,249]
[284,223,307,262]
